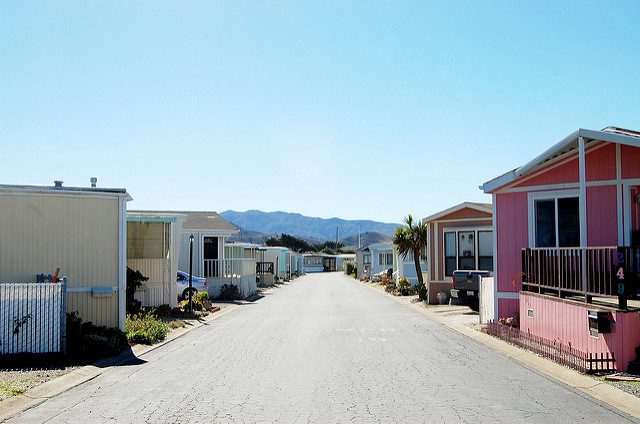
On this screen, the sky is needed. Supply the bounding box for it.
[1,1,639,223]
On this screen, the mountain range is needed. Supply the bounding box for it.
[220,210,399,243]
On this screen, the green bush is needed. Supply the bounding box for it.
[179,297,203,311]
[194,291,209,303]
[344,261,357,276]
[416,281,427,301]
[126,267,148,313]
[218,284,242,301]
[398,277,411,290]
[125,313,168,345]
[384,281,396,294]
[66,312,128,357]
[153,303,172,317]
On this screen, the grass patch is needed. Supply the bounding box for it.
[125,313,168,345]
[0,378,34,398]
[167,320,185,330]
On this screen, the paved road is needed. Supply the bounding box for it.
[8,273,638,423]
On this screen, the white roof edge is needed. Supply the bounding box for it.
[422,202,492,223]
[0,184,133,201]
[127,211,189,220]
[480,128,640,193]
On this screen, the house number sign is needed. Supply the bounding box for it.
[616,247,627,310]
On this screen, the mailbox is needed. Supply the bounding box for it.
[588,310,613,334]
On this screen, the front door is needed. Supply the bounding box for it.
[203,237,219,277]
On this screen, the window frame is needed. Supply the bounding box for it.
[442,227,493,277]
[527,189,581,248]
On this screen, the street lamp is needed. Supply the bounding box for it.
[189,234,194,313]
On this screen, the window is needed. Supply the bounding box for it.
[478,231,493,271]
[378,253,393,266]
[534,196,580,247]
[458,231,475,270]
[444,229,493,276]
[363,253,371,265]
[444,232,457,277]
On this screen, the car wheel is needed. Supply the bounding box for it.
[182,288,197,301]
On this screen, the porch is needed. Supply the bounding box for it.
[203,258,257,299]
[522,246,640,310]
[520,246,640,372]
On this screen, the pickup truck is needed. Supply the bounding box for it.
[450,270,491,311]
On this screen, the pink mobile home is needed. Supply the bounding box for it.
[481,127,640,372]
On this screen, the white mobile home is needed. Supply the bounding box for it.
[127,212,187,308]
[0,183,131,330]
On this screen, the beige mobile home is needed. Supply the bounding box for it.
[0,183,131,330]
[422,202,493,304]
[127,212,187,308]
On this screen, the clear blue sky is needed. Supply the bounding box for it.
[1,1,639,223]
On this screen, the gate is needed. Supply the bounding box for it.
[0,282,67,355]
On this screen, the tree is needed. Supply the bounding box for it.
[393,214,428,301]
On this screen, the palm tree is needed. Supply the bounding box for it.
[393,214,428,300]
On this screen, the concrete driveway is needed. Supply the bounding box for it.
[7,272,637,423]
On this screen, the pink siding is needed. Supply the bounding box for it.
[495,192,528,294]
[498,298,519,319]
[586,185,618,246]
[520,293,640,372]
[513,157,578,188]
[621,144,640,179]
[585,143,616,181]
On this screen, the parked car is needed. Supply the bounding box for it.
[450,270,491,311]
[176,270,207,300]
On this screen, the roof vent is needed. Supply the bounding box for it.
[90,177,97,188]
[54,180,63,187]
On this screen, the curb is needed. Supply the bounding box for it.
[357,279,640,419]
[0,304,239,423]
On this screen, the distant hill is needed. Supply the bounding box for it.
[341,232,391,248]
[220,210,399,242]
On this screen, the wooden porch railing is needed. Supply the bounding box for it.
[521,246,640,308]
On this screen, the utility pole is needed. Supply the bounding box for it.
[336,227,339,254]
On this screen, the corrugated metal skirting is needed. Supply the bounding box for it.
[0,282,67,355]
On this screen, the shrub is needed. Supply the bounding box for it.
[126,267,148,313]
[66,312,127,357]
[344,261,357,276]
[153,303,172,317]
[397,277,416,296]
[179,297,203,311]
[125,313,168,345]
[384,281,396,294]
[218,284,242,301]
[194,291,209,303]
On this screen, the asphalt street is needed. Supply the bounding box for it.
[7,272,638,423]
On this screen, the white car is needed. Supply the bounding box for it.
[176,270,207,300]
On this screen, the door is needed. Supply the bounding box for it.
[203,237,219,277]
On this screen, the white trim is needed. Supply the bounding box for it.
[422,202,492,223]
[498,179,627,194]
[492,194,498,321]
[481,128,640,193]
[527,189,580,248]
[496,291,520,299]
[616,143,624,245]
[578,136,588,247]
[0,187,131,201]
[118,196,127,331]
[503,141,607,190]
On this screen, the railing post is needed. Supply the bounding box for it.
[581,248,588,302]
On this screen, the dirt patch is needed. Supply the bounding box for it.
[0,367,80,400]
